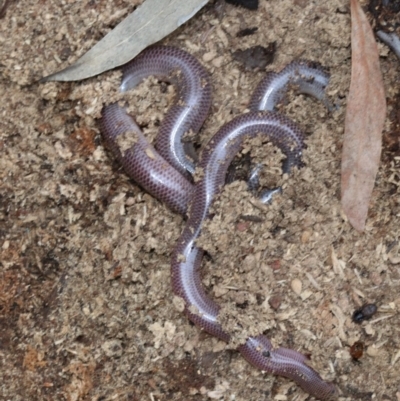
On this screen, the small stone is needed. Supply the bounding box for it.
[268,295,282,310]
[236,221,249,232]
[301,229,312,243]
[270,260,281,271]
[291,278,302,295]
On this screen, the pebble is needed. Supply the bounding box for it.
[291,278,302,295]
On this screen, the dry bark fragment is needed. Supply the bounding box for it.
[341,0,386,232]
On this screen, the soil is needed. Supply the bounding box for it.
[1,0,400,400]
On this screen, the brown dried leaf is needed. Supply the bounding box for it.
[341,0,386,232]
[41,0,208,82]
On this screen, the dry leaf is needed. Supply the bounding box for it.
[41,0,209,82]
[341,0,386,232]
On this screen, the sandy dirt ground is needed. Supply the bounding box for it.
[1,0,400,400]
